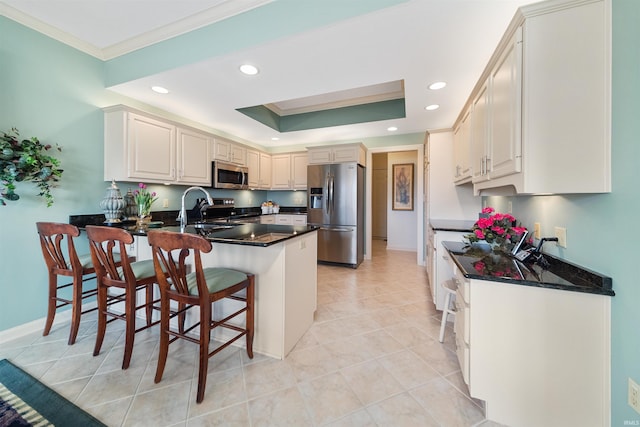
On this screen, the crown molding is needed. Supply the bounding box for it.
[1,2,104,58]
[1,0,273,61]
[101,0,273,60]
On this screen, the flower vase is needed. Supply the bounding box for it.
[136,214,151,231]
[136,203,151,231]
[471,240,501,252]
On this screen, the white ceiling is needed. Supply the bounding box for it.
[1,0,538,149]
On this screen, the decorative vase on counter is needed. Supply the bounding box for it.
[470,240,501,252]
[123,188,138,221]
[135,214,151,232]
[135,203,151,231]
[100,180,125,224]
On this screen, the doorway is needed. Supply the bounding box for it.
[371,153,388,241]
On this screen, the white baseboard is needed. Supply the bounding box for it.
[385,245,417,252]
[0,301,98,345]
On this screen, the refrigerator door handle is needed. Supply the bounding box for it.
[325,173,331,214]
[330,174,335,214]
[319,226,353,232]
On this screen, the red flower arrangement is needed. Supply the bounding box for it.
[466,207,527,247]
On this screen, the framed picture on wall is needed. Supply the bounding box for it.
[392,163,414,211]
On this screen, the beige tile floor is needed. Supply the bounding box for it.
[1,240,505,427]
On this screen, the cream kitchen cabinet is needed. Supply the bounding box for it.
[176,127,212,185]
[307,143,366,166]
[427,227,468,311]
[213,137,246,166]
[271,152,308,190]
[444,250,611,427]
[470,79,489,184]
[104,106,211,186]
[454,0,610,195]
[246,149,272,189]
[260,215,276,224]
[486,28,522,181]
[453,107,472,184]
[274,214,307,226]
[471,30,522,185]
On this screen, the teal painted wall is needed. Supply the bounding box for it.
[1,17,107,330]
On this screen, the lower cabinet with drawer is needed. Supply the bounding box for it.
[445,251,611,427]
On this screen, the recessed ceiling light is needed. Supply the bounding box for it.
[428,81,447,90]
[271,137,280,141]
[425,104,440,111]
[240,64,259,75]
[151,86,169,94]
[387,126,398,132]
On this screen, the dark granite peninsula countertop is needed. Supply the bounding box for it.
[69,213,317,247]
[430,219,476,232]
[442,241,614,296]
[173,223,317,247]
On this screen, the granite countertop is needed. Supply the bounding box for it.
[70,212,317,247]
[170,223,318,247]
[442,241,614,297]
[430,219,476,232]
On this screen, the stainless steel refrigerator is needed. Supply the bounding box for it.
[307,162,364,268]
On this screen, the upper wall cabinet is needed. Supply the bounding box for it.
[453,107,472,184]
[469,29,522,186]
[272,152,308,190]
[454,0,610,195]
[307,143,367,166]
[246,149,272,189]
[213,138,246,166]
[104,106,211,185]
[176,127,212,185]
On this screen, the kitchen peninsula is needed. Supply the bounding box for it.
[146,224,317,359]
[72,216,319,360]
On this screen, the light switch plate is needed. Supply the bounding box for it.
[630,378,640,414]
[534,222,541,240]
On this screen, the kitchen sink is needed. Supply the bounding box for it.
[193,222,237,238]
[193,223,235,230]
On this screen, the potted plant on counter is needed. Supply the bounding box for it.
[466,207,528,251]
[1,128,63,207]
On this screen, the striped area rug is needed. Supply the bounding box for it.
[0,359,106,427]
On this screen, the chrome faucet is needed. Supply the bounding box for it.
[178,186,213,231]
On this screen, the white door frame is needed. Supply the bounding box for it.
[365,143,424,265]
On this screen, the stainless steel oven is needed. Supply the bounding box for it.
[212,161,248,189]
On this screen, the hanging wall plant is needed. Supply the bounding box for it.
[1,128,63,207]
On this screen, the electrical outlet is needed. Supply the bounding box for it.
[534,222,541,240]
[554,227,567,248]
[508,201,512,213]
[629,378,640,413]
[162,198,169,208]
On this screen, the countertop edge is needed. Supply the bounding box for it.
[442,241,615,297]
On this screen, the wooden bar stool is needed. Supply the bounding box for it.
[439,279,458,343]
[147,230,255,403]
[85,225,160,369]
[36,222,107,345]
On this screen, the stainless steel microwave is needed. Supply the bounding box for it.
[212,161,248,189]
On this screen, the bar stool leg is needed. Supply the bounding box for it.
[439,288,456,343]
[68,270,84,345]
[43,272,58,337]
